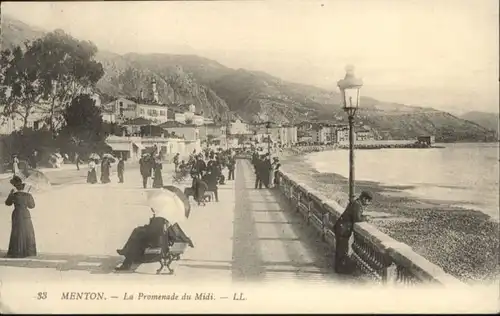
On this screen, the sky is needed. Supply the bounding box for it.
[2,0,499,114]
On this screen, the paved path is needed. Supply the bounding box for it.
[0,159,348,286]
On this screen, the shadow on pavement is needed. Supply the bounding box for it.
[0,250,122,275]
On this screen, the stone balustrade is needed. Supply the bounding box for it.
[275,170,464,286]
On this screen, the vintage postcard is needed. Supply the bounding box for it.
[0,0,498,314]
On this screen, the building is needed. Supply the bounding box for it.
[103,97,138,121]
[104,78,207,126]
[101,109,117,124]
[122,117,155,136]
[199,123,227,140]
[278,125,298,146]
[417,135,435,146]
[229,119,252,135]
[158,121,200,141]
[310,124,336,144]
[355,128,375,141]
[336,127,349,144]
[105,135,201,162]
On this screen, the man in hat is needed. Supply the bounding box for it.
[333,191,373,274]
[139,154,153,188]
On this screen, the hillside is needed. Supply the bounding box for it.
[1,15,497,142]
[460,111,499,136]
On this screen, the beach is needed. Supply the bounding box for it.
[278,145,500,283]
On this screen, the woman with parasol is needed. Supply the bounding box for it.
[4,175,37,258]
[115,186,194,271]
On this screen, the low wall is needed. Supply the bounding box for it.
[275,169,464,286]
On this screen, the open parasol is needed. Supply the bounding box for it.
[18,168,51,193]
[89,153,100,160]
[102,153,117,163]
[146,186,190,225]
[163,185,191,219]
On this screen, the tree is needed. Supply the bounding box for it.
[59,94,106,154]
[24,30,104,132]
[0,45,46,128]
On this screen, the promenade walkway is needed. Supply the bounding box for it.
[0,159,347,285]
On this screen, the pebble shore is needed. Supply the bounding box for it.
[278,146,500,284]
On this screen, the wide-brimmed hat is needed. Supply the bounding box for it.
[10,175,23,186]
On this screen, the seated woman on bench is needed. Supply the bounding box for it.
[115,187,194,271]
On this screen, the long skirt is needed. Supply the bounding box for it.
[87,169,97,184]
[120,225,150,263]
[101,170,111,184]
[152,171,163,188]
[8,211,37,258]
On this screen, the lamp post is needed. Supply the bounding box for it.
[337,65,363,203]
[265,121,271,155]
[225,122,230,150]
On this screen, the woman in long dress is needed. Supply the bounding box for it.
[100,158,111,184]
[12,155,19,175]
[5,175,37,258]
[87,160,97,184]
[152,157,164,188]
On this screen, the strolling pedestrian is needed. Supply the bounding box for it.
[191,173,208,206]
[100,157,111,184]
[4,175,37,258]
[227,156,235,180]
[87,159,98,184]
[75,152,81,171]
[269,157,279,188]
[152,156,164,188]
[139,154,153,189]
[254,155,263,189]
[333,191,373,274]
[261,155,272,189]
[173,153,180,172]
[202,170,219,202]
[30,150,38,169]
[12,155,19,175]
[117,156,125,183]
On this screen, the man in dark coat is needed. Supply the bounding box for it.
[251,152,259,167]
[254,156,264,189]
[139,155,153,188]
[227,157,236,181]
[260,155,272,188]
[202,170,219,202]
[194,155,207,177]
[333,191,373,274]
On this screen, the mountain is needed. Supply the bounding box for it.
[1,15,497,142]
[95,51,233,120]
[0,15,45,49]
[460,111,499,136]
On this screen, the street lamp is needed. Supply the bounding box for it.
[265,121,272,155]
[225,122,230,150]
[337,65,363,203]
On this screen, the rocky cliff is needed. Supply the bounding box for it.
[1,15,497,142]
